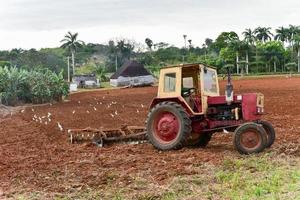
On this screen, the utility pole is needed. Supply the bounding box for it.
[298,48,300,73]
[67,56,70,82]
[236,52,239,74]
[246,51,249,74]
[115,55,118,72]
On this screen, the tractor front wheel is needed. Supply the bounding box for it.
[146,102,191,150]
[257,120,275,148]
[233,123,267,154]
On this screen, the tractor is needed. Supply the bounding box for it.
[146,63,275,154]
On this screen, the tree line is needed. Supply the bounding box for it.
[0,25,300,80]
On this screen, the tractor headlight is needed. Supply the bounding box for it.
[256,93,264,114]
[257,107,264,113]
[256,93,264,107]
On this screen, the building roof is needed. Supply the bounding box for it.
[110,60,152,79]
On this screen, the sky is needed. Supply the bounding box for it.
[0,0,299,50]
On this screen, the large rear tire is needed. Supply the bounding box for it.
[257,120,275,148]
[146,102,192,150]
[233,123,267,154]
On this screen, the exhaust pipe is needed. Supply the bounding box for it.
[225,67,233,105]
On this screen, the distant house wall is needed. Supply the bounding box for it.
[110,75,154,87]
[73,75,98,88]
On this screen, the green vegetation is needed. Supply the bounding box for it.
[1,25,300,81]
[0,66,68,106]
[12,154,300,200]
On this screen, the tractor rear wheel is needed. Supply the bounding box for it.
[257,120,275,148]
[146,102,192,150]
[233,123,267,154]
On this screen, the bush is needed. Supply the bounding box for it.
[0,66,69,106]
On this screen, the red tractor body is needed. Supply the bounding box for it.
[146,64,274,154]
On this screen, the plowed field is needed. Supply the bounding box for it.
[1,76,300,198]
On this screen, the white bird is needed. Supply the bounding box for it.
[45,122,48,125]
[32,118,35,121]
[110,113,114,118]
[47,112,51,117]
[94,107,97,111]
[223,129,229,134]
[57,122,63,132]
[141,104,144,108]
[136,109,140,113]
[78,101,81,104]
[34,114,37,119]
[39,117,42,121]
[48,118,51,122]
[103,96,105,99]
[31,108,35,112]
[100,102,102,105]
[72,110,76,114]
[21,109,25,113]
[86,110,90,114]
[114,110,118,115]
[41,116,46,119]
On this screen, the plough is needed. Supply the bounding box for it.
[68,125,147,147]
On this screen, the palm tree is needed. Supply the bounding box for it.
[60,32,84,75]
[243,28,256,73]
[254,27,273,43]
[183,34,187,48]
[274,26,288,44]
[188,39,192,49]
[293,34,300,72]
[243,28,256,45]
[287,25,300,49]
[145,38,153,51]
[229,40,239,73]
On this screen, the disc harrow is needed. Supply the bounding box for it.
[68,125,146,147]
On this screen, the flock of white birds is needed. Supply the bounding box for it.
[23,96,146,133]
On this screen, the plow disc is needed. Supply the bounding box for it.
[68,125,147,147]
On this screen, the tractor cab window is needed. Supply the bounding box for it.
[182,77,194,89]
[164,73,176,92]
[204,69,218,94]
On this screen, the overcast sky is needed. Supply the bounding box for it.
[0,0,299,50]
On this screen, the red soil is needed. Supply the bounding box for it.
[1,76,300,196]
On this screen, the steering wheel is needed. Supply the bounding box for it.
[182,88,196,97]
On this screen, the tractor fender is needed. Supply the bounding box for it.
[149,97,194,116]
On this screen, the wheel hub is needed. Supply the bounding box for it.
[241,130,261,149]
[154,112,179,143]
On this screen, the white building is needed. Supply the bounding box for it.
[110,60,154,87]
